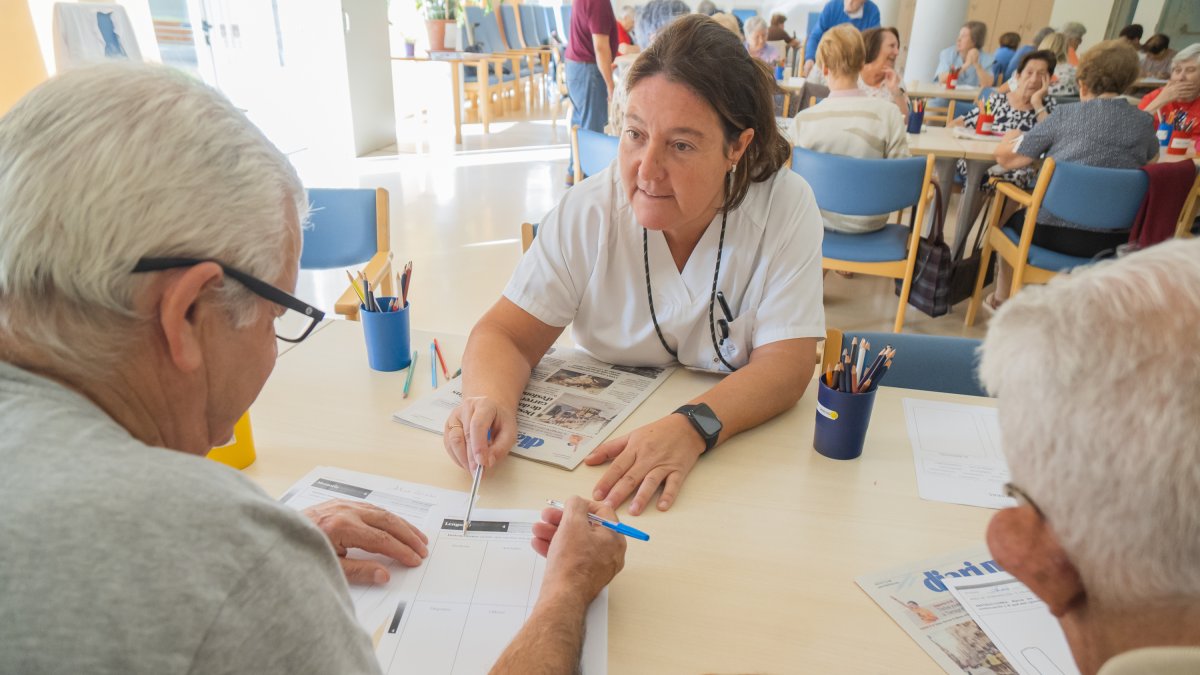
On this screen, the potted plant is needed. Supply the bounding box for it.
[418,0,461,52]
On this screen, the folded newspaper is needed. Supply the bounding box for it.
[394,347,675,470]
[856,545,1019,675]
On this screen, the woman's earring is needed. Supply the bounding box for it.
[730,163,737,174]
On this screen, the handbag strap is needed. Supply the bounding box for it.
[909,180,946,245]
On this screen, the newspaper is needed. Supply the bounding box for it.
[856,545,1019,675]
[394,347,675,470]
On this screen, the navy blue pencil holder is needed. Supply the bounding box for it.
[360,297,411,372]
[1158,122,1173,147]
[906,109,925,134]
[813,379,877,460]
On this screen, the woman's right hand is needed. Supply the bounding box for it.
[443,396,518,472]
[1161,79,1199,106]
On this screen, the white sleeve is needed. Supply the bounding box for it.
[752,175,826,348]
[502,176,606,327]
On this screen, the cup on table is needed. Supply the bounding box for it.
[1167,132,1193,156]
[361,297,412,372]
[906,109,925,134]
[975,112,994,135]
[774,65,785,80]
[813,379,878,461]
[1157,122,1173,147]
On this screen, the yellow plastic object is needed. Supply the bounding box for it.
[208,413,256,469]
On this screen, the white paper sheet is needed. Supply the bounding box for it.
[946,573,1080,675]
[279,467,470,633]
[902,399,1015,509]
[375,508,607,675]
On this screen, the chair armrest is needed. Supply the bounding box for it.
[992,179,1034,207]
[334,251,394,320]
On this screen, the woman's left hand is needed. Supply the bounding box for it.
[584,413,706,515]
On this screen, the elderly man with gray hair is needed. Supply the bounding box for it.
[0,63,625,673]
[980,237,1200,675]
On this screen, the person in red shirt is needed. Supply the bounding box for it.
[564,0,619,185]
[1139,43,1200,126]
[616,6,638,55]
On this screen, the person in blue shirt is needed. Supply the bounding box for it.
[992,31,1020,82]
[803,0,880,76]
[1006,26,1054,81]
[934,20,994,88]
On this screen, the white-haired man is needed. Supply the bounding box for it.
[0,63,624,673]
[979,238,1200,675]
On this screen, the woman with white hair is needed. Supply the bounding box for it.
[1060,21,1086,66]
[1139,43,1200,125]
[744,16,780,64]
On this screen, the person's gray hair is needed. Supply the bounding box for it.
[1174,43,1200,66]
[1060,21,1086,43]
[1033,26,1055,47]
[695,0,717,16]
[979,238,1200,607]
[744,15,768,37]
[636,0,692,48]
[0,62,305,376]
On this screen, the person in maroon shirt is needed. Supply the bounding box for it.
[565,0,619,185]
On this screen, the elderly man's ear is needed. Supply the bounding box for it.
[154,262,227,373]
[987,506,1086,617]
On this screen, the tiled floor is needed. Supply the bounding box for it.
[297,105,992,341]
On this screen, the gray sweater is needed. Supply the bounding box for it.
[0,362,381,675]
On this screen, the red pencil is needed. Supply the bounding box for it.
[433,338,450,379]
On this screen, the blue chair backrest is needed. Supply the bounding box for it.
[578,128,619,178]
[499,5,522,48]
[732,8,757,23]
[465,6,505,53]
[842,331,987,397]
[519,5,543,46]
[560,6,572,44]
[301,188,378,270]
[791,147,926,216]
[538,6,556,43]
[1041,161,1149,231]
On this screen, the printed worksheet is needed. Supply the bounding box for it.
[902,399,1016,509]
[946,573,1079,675]
[375,508,607,675]
[279,467,470,633]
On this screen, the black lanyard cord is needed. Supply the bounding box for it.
[643,172,738,372]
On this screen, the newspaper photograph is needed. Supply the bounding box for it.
[393,347,675,470]
[856,545,1018,675]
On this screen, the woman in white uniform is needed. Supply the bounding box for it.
[445,15,825,516]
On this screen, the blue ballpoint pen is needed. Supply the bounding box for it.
[430,342,437,387]
[545,500,650,541]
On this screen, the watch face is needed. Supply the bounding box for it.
[693,409,722,437]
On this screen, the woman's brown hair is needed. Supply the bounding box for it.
[862,26,900,65]
[625,14,791,212]
[1078,40,1141,95]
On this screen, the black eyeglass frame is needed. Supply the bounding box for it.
[1003,482,1044,519]
[132,256,324,343]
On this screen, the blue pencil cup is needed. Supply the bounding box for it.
[813,379,877,460]
[1158,122,1173,147]
[360,297,411,372]
[906,109,925,134]
[774,65,785,80]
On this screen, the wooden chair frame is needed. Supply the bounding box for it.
[1176,165,1200,239]
[820,153,937,333]
[334,188,393,320]
[521,222,537,253]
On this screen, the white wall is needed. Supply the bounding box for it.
[907,0,968,82]
[343,0,397,156]
[1133,0,1166,33]
[1049,0,1115,52]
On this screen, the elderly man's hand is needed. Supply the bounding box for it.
[303,500,429,584]
[532,497,626,606]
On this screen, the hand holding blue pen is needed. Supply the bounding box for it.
[546,500,649,541]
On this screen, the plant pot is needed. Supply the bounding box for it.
[425,19,456,52]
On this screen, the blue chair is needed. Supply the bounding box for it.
[572,126,619,183]
[965,158,1150,326]
[303,188,392,320]
[464,5,527,109]
[791,147,936,332]
[559,6,572,46]
[822,329,987,397]
[731,8,757,24]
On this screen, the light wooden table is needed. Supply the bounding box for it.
[247,320,995,674]
[906,82,984,102]
[907,127,995,250]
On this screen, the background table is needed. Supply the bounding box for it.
[906,82,984,102]
[246,320,996,674]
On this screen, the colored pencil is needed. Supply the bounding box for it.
[402,350,418,398]
[430,342,438,387]
[433,338,450,379]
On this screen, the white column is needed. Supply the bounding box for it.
[905,0,968,82]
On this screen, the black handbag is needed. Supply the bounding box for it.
[895,182,995,317]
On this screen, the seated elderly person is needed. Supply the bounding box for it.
[1061,21,1087,67]
[935,20,995,88]
[986,40,1159,310]
[744,16,781,64]
[0,63,626,673]
[767,13,800,50]
[859,26,910,119]
[980,237,1200,675]
[1139,33,1175,79]
[793,24,909,234]
[606,0,691,135]
[997,33,1077,98]
[1139,43,1200,125]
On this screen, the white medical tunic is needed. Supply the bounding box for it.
[504,163,825,372]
